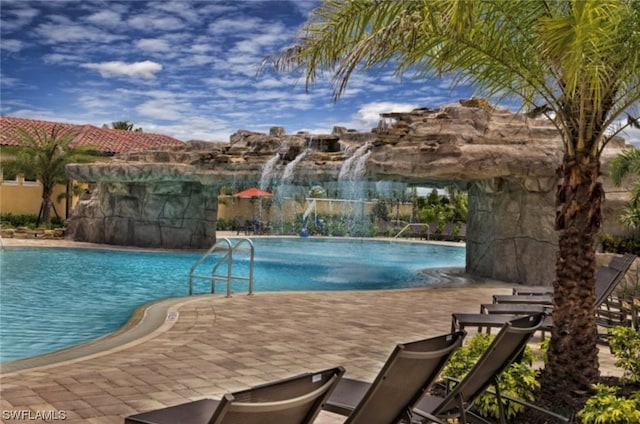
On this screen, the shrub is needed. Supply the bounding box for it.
[608,326,640,385]
[50,215,65,228]
[0,213,39,228]
[599,233,640,255]
[577,384,640,424]
[441,334,540,420]
[0,213,64,229]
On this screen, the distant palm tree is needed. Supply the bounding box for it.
[1,126,95,226]
[263,0,640,403]
[610,147,640,229]
[108,120,143,132]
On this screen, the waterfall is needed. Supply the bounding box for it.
[282,149,310,182]
[259,153,280,190]
[339,143,371,181]
[338,142,371,201]
[352,149,372,179]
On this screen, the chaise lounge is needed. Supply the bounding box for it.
[413,313,568,424]
[455,254,637,334]
[124,366,344,424]
[323,331,465,423]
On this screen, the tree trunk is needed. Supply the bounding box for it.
[40,185,53,226]
[542,151,603,406]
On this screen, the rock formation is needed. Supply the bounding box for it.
[66,101,632,284]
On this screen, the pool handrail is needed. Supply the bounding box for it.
[188,237,255,297]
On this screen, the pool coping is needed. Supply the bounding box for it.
[0,294,211,375]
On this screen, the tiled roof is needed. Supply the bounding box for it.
[0,116,183,154]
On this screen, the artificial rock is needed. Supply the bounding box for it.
[65,101,633,284]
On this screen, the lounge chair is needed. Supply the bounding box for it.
[323,331,465,424]
[452,312,554,335]
[455,254,636,336]
[413,313,568,424]
[508,253,636,300]
[511,286,553,295]
[491,293,553,305]
[453,304,552,335]
[124,366,344,424]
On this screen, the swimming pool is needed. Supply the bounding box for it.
[0,238,464,362]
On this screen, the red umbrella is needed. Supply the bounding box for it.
[234,187,273,198]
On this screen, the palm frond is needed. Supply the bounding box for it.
[609,148,640,186]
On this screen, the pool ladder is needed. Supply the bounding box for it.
[188,237,255,297]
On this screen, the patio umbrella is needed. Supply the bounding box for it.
[233,187,273,198]
[233,188,273,233]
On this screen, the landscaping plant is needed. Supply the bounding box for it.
[608,326,640,385]
[577,384,640,424]
[441,334,540,421]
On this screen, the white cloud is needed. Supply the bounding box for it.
[81,60,163,79]
[0,73,21,88]
[136,38,171,52]
[128,14,185,32]
[136,99,189,121]
[0,5,39,32]
[623,127,640,146]
[35,17,126,44]
[152,2,200,24]
[43,53,83,64]
[84,10,123,28]
[352,102,420,129]
[0,39,24,53]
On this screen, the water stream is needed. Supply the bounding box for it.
[259,153,281,190]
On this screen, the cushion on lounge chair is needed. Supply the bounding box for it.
[125,366,344,424]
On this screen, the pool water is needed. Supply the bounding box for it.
[0,238,464,362]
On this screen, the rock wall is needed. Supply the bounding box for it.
[466,178,558,284]
[68,181,218,249]
[65,101,634,283]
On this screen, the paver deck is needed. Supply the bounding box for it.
[0,239,622,423]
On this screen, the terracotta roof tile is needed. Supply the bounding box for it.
[0,116,183,154]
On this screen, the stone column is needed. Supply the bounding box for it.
[466,177,558,285]
[67,181,219,249]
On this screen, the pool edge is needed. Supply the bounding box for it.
[0,295,211,376]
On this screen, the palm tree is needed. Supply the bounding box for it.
[1,126,94,226]
[108,120,143,132]
[263,0,640,405]
[610,147,640,229]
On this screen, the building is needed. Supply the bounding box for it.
[0,116,183,219]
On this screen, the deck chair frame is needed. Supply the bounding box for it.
[413,314,567,424]
[124,366,344,424]
[323,331,465,424]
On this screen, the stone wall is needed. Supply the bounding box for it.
[67,181,218,249]
[466,178,558,284]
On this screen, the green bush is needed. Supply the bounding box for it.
[50,215,65,228]
[577,384,640,424]
[216,218,232,231]
[599,233,640,255]
[0,213,39,228]
[608,326,640,385]
[441,334,540,421]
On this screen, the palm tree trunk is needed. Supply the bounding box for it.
[40,185,53,226]
[542,152,603,405]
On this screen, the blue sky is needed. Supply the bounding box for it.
[1,0,638,144]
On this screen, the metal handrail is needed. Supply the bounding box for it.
[394,223,429,239]
[188,237,254,297]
